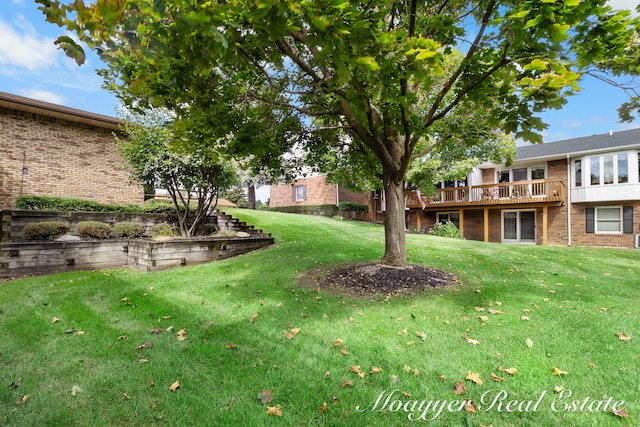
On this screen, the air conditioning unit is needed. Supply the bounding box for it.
[635,234,640,249]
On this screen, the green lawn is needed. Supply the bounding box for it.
[1,209,638,426]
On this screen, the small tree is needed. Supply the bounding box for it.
[116,109,238,237]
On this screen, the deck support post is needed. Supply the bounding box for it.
[483,208,489,242]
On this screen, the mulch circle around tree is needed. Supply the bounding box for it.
[299,263,458,298]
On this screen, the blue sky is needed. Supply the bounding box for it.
[1,0,638,146]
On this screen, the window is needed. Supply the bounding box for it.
[618,154,628,183]
[590,156,600,185]
[292,185,306,202]
[586,153,629,186]
[512,168,527,182]
[436,212,460,228]
[574,160,582,187]
[595,207,622,233]
[603,154,614,185]
[531,167,545,180]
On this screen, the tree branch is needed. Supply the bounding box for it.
[423,0,498,127]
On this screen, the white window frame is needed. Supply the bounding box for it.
[293,185,306,201]
[501,209,536,243]
[586,153,630,186]
[595,206,623,234]
[436,211,460,227]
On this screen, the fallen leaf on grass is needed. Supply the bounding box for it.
[490,372,505,382]
[551,367,568,376]
[609,407,630,418]
[340,349,349,356]
[176,329,187,341]
[370,367,383,374]
[521,316,530,321]
[65,327,76,334]
[8,380,21,389]
[464,400,477,413]
[225,343,237,349]
[169,380,180,391]
[467,338,480,346]
[266,405,283,416]
[478,315,489,323]
[283,328,301,340]
[453,381,466,395]
[51,317,60,323]
[318,402,327,414]
[597,307,609,312]
[488,309,503,315]
[136,342,153,350]
[498,366,517,375]
[248,313,259,323]
[616,333,632,341]
[70,385,82,396]
[148,328,163,334]
[415,331,427,341]
[554,386,564,393]
[349,366,362,373]
[341,380,354,388]
[333,339,344,347]
[16,395,30,405]
[525,338,534,348]
[257,390,272,404]
[76,330,85,336]
[466,372,483,385]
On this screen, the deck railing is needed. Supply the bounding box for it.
[406,179,566,208]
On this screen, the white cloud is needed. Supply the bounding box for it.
[607,0,640,16]
[0,17,59,71]
[18,89,67,105]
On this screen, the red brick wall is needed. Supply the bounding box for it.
[570,202,640,248]
[270,175,368,208]
[0,108,143,209]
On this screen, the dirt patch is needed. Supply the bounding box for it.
[298,262,458,298]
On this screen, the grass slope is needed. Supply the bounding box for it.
[0,209,638,426]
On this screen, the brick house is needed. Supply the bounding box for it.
[269,175,372,219]
[406,128,640,248]
[0,92,143,210]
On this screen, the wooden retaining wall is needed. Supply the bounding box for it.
[128,236,274,272]
[0,235,274,278]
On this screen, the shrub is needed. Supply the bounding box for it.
[429,221,463,239]
[22,221,70,240]
[114,222,146,238]
[150,223,177,238]
[338,202,369,213]
[15,195,142,213]
[76,221,112,239]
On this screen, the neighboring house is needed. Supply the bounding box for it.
[0,92,143,210]
[270,175,372,218]
[406,128,640,248]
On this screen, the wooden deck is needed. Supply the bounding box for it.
[406,179,566,209]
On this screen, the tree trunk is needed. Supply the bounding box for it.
[247,184,256,210]
[380,174,407,267]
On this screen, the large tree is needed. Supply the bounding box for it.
[39,0,639,266]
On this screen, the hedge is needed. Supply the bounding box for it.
[15,195,177,214]
[338,202,369,213]
[265,204,337,217]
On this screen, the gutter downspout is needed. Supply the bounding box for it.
[566,154,572,246]
[336,183,339,207]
